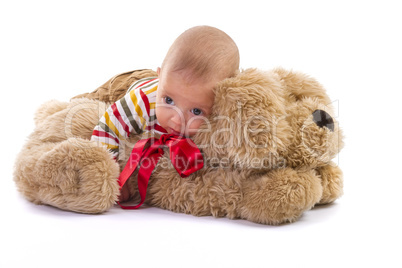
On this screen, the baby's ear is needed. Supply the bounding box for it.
[193,69,291,169]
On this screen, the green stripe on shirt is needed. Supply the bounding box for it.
[128,77,158,93]
[120,97,143,134]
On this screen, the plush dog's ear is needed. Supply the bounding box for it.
[192,69,291,169]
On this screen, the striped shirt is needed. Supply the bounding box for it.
[91,77,167,159]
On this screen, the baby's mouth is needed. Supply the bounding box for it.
[169,128,185,137]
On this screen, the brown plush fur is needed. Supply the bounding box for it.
[14,99,120,213]
[14,68,343,224]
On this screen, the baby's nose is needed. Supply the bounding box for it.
[312,109,334,132]
[171,111,184,126]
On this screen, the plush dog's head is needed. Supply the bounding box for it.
[192,68,343,171]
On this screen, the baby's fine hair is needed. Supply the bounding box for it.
[161,26,240,82]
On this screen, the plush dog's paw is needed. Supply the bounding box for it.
[239,168,323,225]
[35,138,120,213]
[316,163,343,205]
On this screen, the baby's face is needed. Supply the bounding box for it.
[155,68,216,137]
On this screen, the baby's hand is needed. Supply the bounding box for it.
[119,183,131,203]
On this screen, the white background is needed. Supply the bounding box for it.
[1,0,401,267]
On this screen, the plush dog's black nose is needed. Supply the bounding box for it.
[312,110,334,131]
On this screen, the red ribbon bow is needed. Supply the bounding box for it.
[117,134,204,209]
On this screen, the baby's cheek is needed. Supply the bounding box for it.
[186,117,208,135]
[155,106,168,127]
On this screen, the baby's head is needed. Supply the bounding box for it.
[156,25,239,137]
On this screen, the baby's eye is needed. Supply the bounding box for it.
[191,108,202,116]
[164,96,174,105]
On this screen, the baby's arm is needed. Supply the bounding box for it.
[91,78,158,202]
[91,86,149,159]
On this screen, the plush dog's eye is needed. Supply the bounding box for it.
[312,110,334,131]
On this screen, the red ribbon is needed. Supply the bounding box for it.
[117,134,204,209]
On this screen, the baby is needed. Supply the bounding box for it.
[91,26,239,201]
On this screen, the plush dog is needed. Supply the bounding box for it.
[14,68,343,225]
